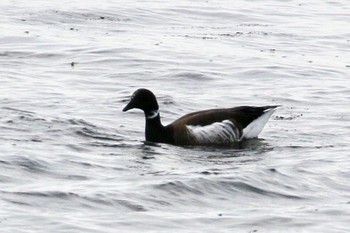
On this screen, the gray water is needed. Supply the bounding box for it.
[1,0,350,232]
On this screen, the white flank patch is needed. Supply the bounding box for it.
[241,107,277,140]
[186,120,240,144]
[146,110,159,119]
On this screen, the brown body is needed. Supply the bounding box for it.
[166,106,276,145]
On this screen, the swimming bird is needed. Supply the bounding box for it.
[123,88,279,145]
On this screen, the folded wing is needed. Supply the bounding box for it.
[170,106,279,145]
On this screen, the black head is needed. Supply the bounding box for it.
[123,89,159,113]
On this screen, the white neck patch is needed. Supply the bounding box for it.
[146,110,159,119]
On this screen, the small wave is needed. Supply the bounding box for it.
[155,178,303,200]
[157,95,176,105]
[68,119,123,141]
[24,10,131,25]
[68,119,98,128]
[221,181,303,199]
[171,71,213,81]
[156,181,205,196]
[2,107,35,116]
[62,118,134,149]
[76,127,121,141]
[86,141,130,148]
[11,156,49,174]
[1,191,146,211]
[11,191,78,198]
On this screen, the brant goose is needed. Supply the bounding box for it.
[123,89,279,145]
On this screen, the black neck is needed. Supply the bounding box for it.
[144,111,173,144]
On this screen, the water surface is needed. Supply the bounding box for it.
[1,0,350,232]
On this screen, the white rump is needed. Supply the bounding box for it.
[241,107,277,140]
